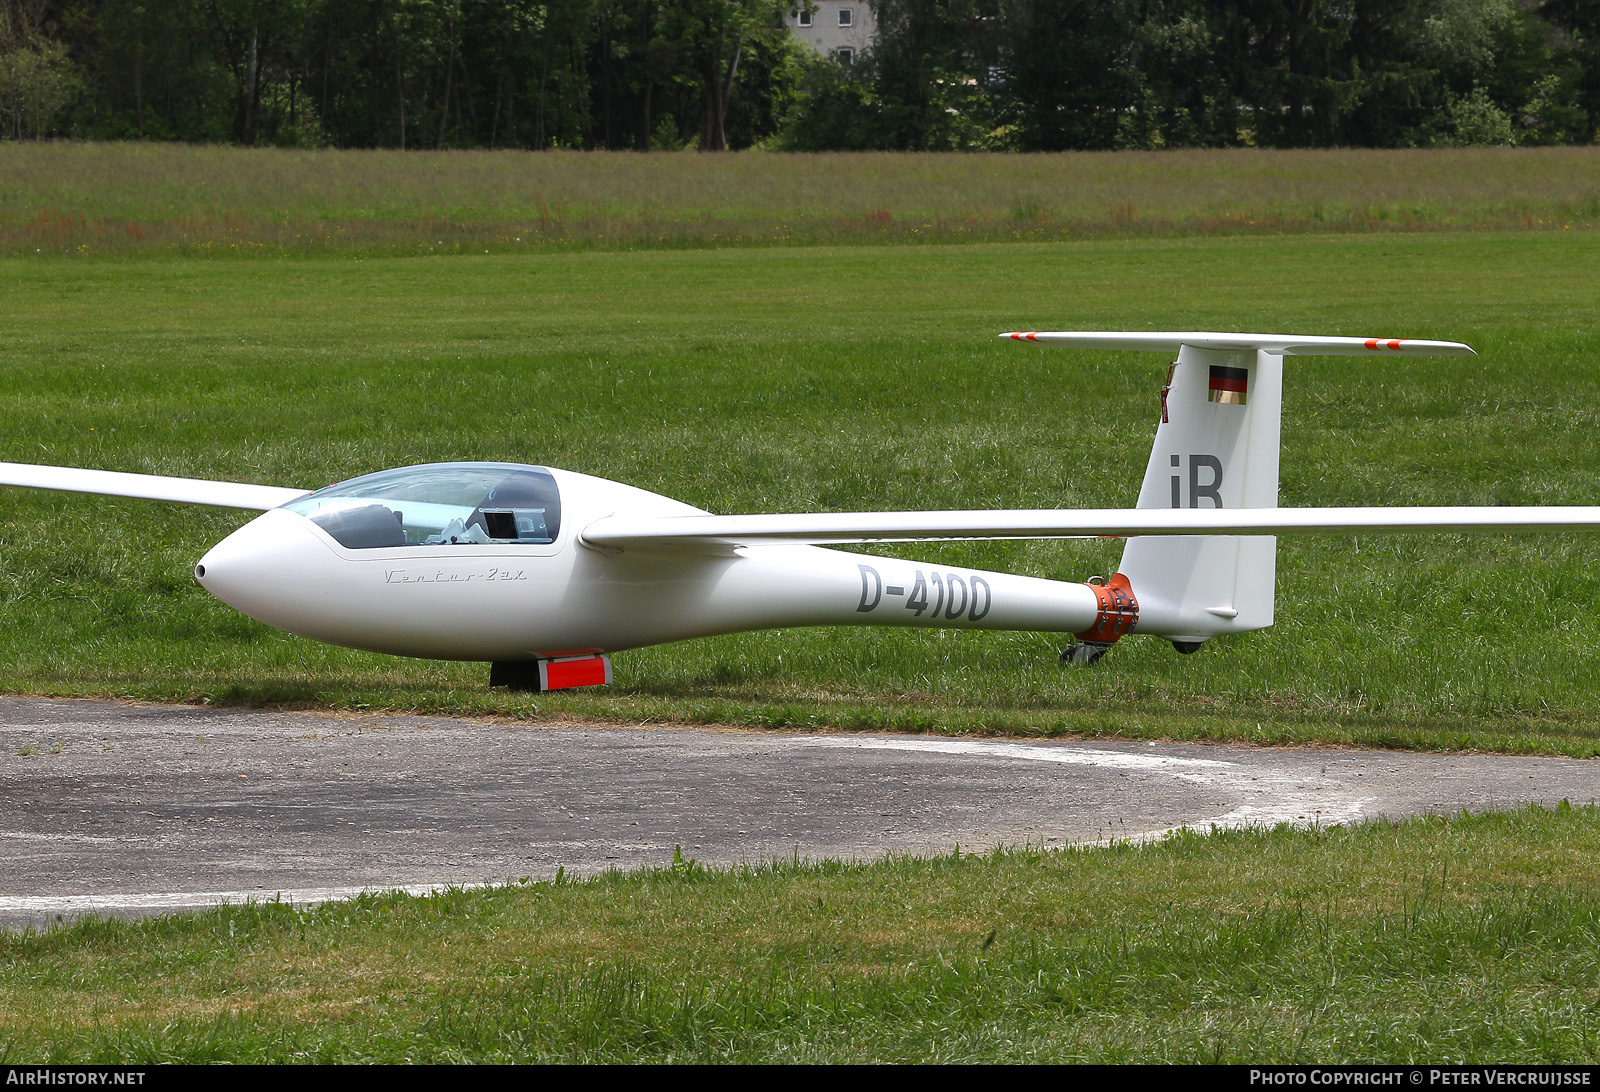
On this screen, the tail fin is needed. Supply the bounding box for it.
[1002,332,1475,648]
[1117,345,1283,642]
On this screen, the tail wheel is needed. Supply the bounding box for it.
[1060,640,1113,666]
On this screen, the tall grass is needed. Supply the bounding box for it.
[3,143,1598,257]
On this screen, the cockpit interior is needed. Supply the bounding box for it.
[282,463,563,550]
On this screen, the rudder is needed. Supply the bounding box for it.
[1115,345,1283,644]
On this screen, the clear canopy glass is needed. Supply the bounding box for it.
[282,463,562,549]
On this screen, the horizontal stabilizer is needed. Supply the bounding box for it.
[583,506,1600,550]
[0,462,310,511]
[1000,331,1476,356]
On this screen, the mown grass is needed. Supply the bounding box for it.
[2,144,1598,257]
[3,230,1600,751]
[3,806,1600,1062]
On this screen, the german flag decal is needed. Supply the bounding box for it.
[1208,365,1248,406]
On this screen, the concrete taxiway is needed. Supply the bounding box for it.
[2,696,1597,930]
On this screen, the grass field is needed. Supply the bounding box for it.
[3,225,1600,752]
[4,806,1600,1063]
[3,144,1598,256]
[3,146,1600,1063]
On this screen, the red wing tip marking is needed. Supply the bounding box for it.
[1003,332,1040,341]
[1364,339,1405,351]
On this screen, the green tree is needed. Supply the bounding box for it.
[998,0,1150,150]
[1539,0,1599,142]
[204,0,306,145]
[662,0,783,149]
[0,0,79,138]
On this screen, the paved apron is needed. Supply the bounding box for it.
[1,697,1594,930]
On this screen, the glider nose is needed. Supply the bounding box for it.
[194,508,332,626]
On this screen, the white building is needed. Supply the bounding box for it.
[787,1,878,65]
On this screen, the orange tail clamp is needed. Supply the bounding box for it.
[1076,573,1139,644]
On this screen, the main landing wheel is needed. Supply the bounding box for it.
[489,661,542,692]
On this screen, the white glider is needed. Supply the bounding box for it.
[3,330,1589,689]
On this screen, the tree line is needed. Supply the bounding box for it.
[0,0,1594,150]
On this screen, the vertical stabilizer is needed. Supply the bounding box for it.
[1116,345,1283,644]
[999,330,1476,652]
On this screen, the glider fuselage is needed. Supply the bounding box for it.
[195,467,1102,660]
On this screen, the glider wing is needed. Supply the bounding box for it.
[0,462,310,511]
[582,506,1600,550]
